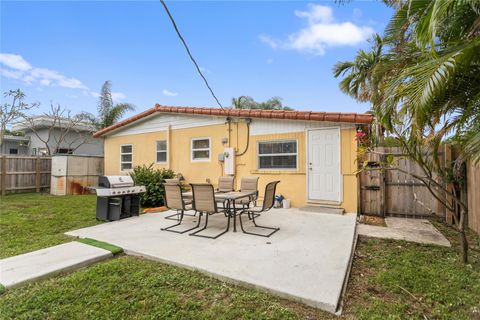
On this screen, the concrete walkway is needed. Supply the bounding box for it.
[66,209,357,314]
[357,217,451,247]
[0,242,112,289]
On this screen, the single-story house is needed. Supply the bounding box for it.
[0,135,30,155]
[93,105,373,212]
[12,116,104,156]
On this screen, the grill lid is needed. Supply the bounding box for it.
[98,175,134,188]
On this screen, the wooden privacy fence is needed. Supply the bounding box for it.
[360,147,445,218]
[360,146,480,235]
[0,155,52,195]
[467,161,480,234]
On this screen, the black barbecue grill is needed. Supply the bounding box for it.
[93,175,146,221]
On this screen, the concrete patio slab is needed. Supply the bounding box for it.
[0,242,112,289]
[357,217,451,247]
[66,209,357,314]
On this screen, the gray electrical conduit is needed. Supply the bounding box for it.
[236,121,250,157]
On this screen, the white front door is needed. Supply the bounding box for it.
[307,128,341,202]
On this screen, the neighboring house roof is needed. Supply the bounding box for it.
[1,134,30,142]
[93,104,374,138]
[12,116,96,133]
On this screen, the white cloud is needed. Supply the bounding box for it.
[22,75,35,83]
[162,89,178,97]
[266,58,274,64]
[199,66,211,74]
[66,93,78,99]
[89,91,126,102]
[295,4,333,24]
[0,53,32,71]
[0,68,23,80]
[260,4,374,56]
[39,79,51,86]
[111,92,127,101]
[259,34,279,50]
[0,53,88,90]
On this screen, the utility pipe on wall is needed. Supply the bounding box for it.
[167,125,171,170]
[236,118,251,157]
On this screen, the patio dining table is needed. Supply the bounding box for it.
[182,190,256,232]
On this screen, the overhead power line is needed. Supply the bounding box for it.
[159,0,225,111]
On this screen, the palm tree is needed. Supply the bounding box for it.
[381,0,480,162]
[333,34,384,104]
[231,96,293,110]
[97,81,135,129]
[231,96,249,109]
[333,0,480,262]
[378,0,480,263]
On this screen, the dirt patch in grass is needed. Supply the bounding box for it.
[8,204,29,209]
[360,215,386,227]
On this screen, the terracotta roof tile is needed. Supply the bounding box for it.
[93,104,373,137]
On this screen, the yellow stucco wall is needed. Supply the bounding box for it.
[103,122,359,212]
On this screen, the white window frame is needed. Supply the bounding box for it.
[257,139,298,170]
[191,137,211,162]
[120,144,133,172]
[156,140,168,163]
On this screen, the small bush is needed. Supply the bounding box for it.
[129,164,175,208]
[380,136,403,147]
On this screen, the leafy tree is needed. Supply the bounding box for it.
[231,96,293,111]
[96,81,135,129]
[334,0,480,263]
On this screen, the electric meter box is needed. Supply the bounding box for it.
[223,147,235,175]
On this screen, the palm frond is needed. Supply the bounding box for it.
[332,61,355,78]
[104,103,135,127]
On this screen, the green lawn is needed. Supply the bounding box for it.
[0,255,328,320]
[0,193,101,259]
[0,193,479,319]
[344,225,480,320]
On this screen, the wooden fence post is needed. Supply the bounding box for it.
[444,144,454,224]
[35,156,41,192]
[379,153,386,217]
[1,156,6,196]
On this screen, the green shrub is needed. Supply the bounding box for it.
[129,164,175,208]
[380,136,403,147]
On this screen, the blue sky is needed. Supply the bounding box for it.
[1,1,393,119]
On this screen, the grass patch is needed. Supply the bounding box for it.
[2,228,478,319]
[77,238,123,255]
[0,256,330,320]
[0,284,5,295]
[0,194,479,319]
[342,222,480,320]
[0,193,101,259]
